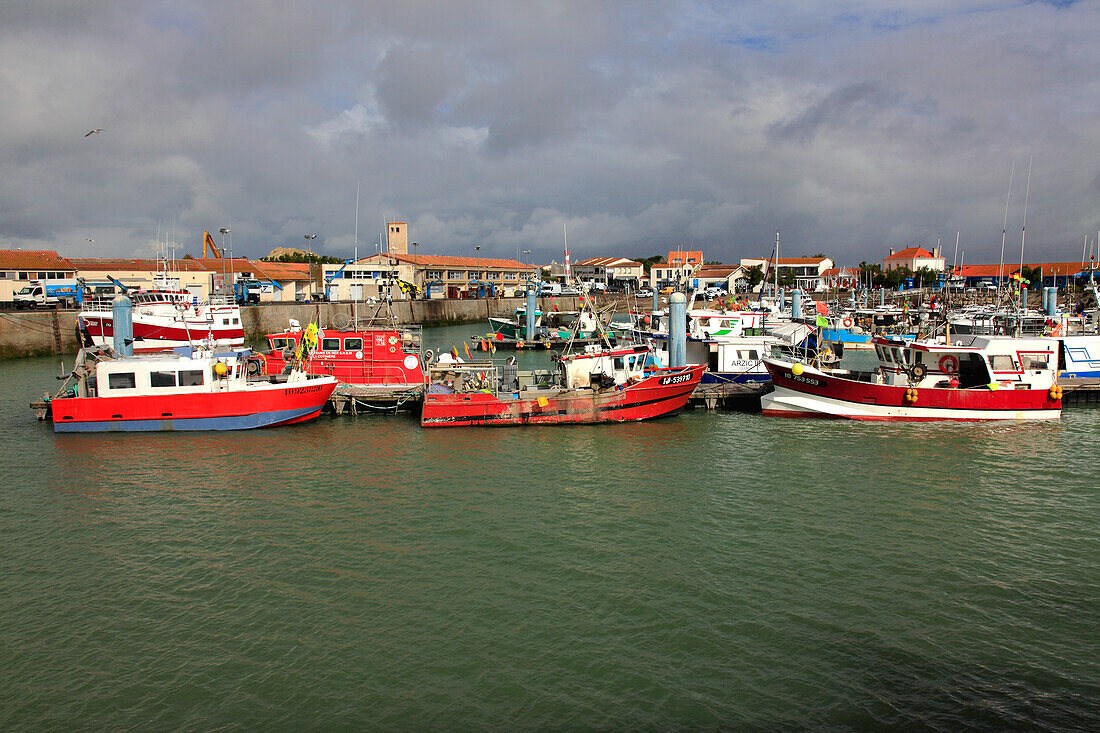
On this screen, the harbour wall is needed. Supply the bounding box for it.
[0,296,604,359]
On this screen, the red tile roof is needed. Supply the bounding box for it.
[954,262,1087,278]
[68,257,210,272]
[574,256,642,267]
[0,249,76,270]
[250,261,313,281]
[358,253,535,269]
[763,257,829,265]
[885,247,938,260]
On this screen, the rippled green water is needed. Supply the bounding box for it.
[1,327,1098,730]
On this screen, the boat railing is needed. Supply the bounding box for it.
[427,360,501,392]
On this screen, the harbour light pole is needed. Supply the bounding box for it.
[304,233,317,258]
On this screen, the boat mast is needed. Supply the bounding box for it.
[1018,156,1033,333]
[997,161,1014,306]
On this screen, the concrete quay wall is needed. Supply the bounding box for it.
[0,295,608,359]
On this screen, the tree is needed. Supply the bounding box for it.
[262,252,345,265]
[632,255,665,273]
[745,264,765,290]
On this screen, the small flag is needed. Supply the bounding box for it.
[815,301,828,316]
[816,315,829,328]
[464,342,472,359]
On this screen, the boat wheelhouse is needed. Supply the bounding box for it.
[79,289,244,353]
[761,335,1061,421]
[253,324,424,389]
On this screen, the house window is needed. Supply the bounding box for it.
[426,270,443,280]
[179,369,205,386]
[150,371,177,388]
[448,271,464,280]
[108,373,137,389]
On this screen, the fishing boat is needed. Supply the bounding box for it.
[421,344,705,427]
[79,288,244,353]
[250,320,426,409]
[252,321,424,385]
[760,334,1062,421]
[482,307,611,348]
[44,344,336,432]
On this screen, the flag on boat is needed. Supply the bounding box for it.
[816,315,829,329]
[815,301,828,316]
[464,342,472,360]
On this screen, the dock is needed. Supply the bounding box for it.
[687,382,771,411]
[328,383,424,414]
[1057,377,1100,405]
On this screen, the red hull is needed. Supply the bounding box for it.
[763,361,1060,420]
[421,365,704,427]
[51,380,336,431]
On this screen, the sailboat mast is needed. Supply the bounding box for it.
[1019,156,1033,321]
[997,161,1015,304]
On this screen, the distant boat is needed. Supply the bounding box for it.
[79,287,244,353]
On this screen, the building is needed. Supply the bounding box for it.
[739,256,834,292]
[884,246,946,272]
[651,250,706,289]
[0,250,77,302]
[691,265,749,292]
[572,257,645,287]
[953,262,1094,289]
[821,267,862,289]
[323,253,535,300]
[65,258,312,303]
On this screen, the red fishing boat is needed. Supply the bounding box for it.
[421,344,704,427]
[79,288,245,353]
[761,335,1062,421]
[44,345,336,432]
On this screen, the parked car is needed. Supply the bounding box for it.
[636,287,654,298]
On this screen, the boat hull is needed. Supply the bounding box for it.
[51,379,336,432]
[761,360,1060,421]
[421,365,704,427]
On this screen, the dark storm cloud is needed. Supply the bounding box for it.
[767,82,900,145]
[0,1,1098,266]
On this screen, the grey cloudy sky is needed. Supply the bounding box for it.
[2,0,1098,267]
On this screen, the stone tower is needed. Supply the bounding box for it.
[386,221,408,256]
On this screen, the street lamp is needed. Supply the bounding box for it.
[475,245,481,284]
[304,233,317,258]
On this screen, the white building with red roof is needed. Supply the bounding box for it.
[323,253,536,300]
[883,246,946,272]
[0,250,77,302]
[572,256,644,287]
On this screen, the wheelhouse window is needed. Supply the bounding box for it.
[344,338,363,350]
[108,372,136,389]
[179,369,205,386]
[321,338,341,351]
[150,371,177,388]
[272,338,292,350]
[989,355,1016,371]
[1020,354,1048,370]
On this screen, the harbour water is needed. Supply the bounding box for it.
[1,325,1098,729]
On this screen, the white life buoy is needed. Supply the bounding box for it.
[842,317,853,328]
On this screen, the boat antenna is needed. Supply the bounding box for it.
[1019,155,1033,326]
[997,161,1015,304]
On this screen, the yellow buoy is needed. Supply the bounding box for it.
[791,363,804,376]
[213,361,228,377]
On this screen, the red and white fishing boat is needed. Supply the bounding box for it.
[79,288,244,353]
[761,335,1062,421]
[251,322,424,387]
[45,345,336,432]
[421,343,705,427]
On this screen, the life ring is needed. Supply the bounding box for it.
[842,317,853,328]
[424,349,435,362]
[939,355,959,374]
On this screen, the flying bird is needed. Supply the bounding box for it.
[84,128,103,137]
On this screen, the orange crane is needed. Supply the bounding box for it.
[202,230,223,259]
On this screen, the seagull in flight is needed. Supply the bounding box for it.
[84,128,103,137]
